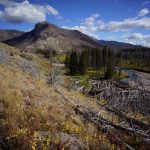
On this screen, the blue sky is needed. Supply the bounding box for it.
[0,0,150,47]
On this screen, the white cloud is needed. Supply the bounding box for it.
[63,13,150,36]
[0,0,60,23]
[62,10,150,47]
[46,5,59,16]
[82,14,100,28]
[63,13,101,39]
[138,8,149,16]
[107,35,117,41]
[103,17,150,31]
[122,33,150,47]
[63,25,100,39]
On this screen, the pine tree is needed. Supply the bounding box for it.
[69,51,79,75]
[104,49,115,79]
[65,53,70,69]
[79,50,88,75]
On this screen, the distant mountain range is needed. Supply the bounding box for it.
[99,40,144,49]
[0,29,24,41]
[0,21,146,53]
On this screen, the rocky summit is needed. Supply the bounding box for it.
[3,21,100,53]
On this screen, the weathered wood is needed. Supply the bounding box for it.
[71,79,150,115]
[75,106,150,145]
[48,69,56,85]
[74,106,137,150]
[105,106,150,130]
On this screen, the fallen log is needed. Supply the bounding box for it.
[105,106,150,130]
[75,106,150,139]
[74,106,136,150]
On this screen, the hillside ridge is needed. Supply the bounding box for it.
[3,21,101,53]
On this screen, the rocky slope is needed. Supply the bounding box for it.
[0,29,24,41]
[3,21,100,53]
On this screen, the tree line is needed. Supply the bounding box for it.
[65,47,150,78]
[65,46,116,79]
[116,48,150,72]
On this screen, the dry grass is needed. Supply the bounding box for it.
[0,43,122,150]
[1,63,112,149]
[0,85,24,136]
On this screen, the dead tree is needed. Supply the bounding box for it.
[71,79,150,115]
[48,69,56,85]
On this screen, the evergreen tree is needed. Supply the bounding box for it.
[79,50,88,75]
[69,51,79,75]
[102,46,108,74]
[65,53,70,69]
[104,49,115,79]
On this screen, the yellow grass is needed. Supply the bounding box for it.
[0,43,120,149]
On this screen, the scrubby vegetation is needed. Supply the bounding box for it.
[36,49,56,59]
[56,54,66,63]
[0,42,149,150]
[0,43,127,150]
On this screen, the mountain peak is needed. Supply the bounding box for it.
[34,21,57,30]
[3,22,101,53]
[34,21,50,30]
